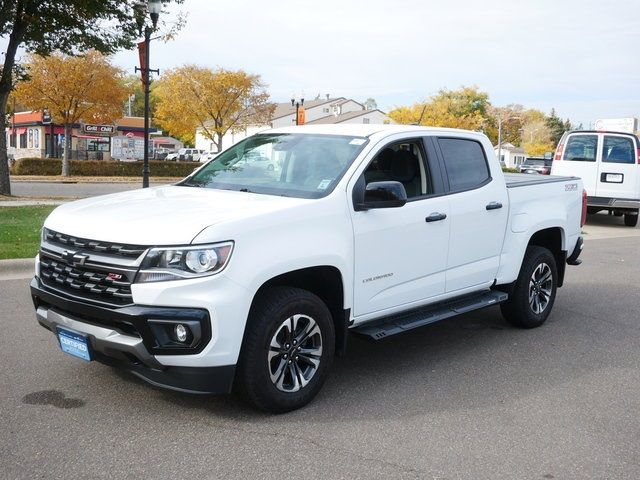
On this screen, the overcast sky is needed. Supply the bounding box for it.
[7,0,640,126]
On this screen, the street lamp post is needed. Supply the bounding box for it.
[135,0,161,188]
[291,93,304,126]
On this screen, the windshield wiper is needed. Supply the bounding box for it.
[238,188,252,193]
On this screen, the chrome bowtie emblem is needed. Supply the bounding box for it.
[62,250,89,266]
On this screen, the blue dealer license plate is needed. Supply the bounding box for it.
[57,327,92,361]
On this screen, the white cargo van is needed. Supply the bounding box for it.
[551,130,640,226]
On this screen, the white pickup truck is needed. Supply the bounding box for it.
[31,125,585,412]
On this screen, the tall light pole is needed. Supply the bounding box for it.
[291,92,304,126]
[494,111,521,166]
[135,0,161,188]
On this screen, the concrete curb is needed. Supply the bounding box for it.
[0,258,35,280]
[0,200,68,207]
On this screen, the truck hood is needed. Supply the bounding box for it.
[44,185,309,246]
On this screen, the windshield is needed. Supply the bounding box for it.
[181,133,368,198]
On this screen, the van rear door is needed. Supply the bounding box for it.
[595,133,639,200]
[554,133,599,195]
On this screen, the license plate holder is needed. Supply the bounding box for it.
[603,173,624,183]
[57,327,92,362]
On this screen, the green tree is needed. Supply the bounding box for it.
[0,0,183,194]
[546,108,569,145]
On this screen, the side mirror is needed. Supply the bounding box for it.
[355,180,407,211]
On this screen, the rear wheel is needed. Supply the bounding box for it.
[236,287,335,413]
[624,213,638,227]
[501,246,557,329]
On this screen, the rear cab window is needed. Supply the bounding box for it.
[563,135,597,162]
[437,138,490,191]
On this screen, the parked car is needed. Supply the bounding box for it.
[31,124,585,413]
[519,157,552,175]
[153,147,173,160]
[551,130,640,226]
[238,151,280,171]
[166,148,204,162]
[198,151,219,163]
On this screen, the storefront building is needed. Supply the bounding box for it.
[6,112,160,161]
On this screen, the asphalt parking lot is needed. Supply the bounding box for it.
[1,220,639,479]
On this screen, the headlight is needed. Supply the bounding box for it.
[135,241,233,283]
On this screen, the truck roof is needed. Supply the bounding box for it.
[265,123,484,138]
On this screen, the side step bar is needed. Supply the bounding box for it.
[352,290,508,341]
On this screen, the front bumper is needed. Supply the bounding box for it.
[31,277,235,394]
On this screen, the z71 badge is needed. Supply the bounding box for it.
[565,183,578,191]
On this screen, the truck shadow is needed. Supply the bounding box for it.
[140,291,633,424]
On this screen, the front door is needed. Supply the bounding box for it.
[351,137,450,318]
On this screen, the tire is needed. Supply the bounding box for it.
[236,287,335,413]
[624,213,638,227]
[500,245,558,329]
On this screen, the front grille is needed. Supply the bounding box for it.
[43,228,146,259]
[39,256,134,306]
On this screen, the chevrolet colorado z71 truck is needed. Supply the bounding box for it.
[31,125,585,412]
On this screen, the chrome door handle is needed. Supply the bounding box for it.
[486,201,503,210]
[425,212,447,222]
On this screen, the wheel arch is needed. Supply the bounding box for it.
[247,266,349,356]
[527,227,566,287]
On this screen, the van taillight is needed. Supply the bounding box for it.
[581,189,587,227]
[636,148,640,164]
[555,143,564,160]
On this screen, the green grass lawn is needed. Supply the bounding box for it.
[0,206,57,260]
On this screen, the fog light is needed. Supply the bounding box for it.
[174,324,188,343]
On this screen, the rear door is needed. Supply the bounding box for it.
[553,133,599,195]
[595,134,639,200]
[435,136,509,293]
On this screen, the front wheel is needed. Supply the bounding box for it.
[624,213,638,227]
[500,245,558,329]
[236,287,335,413]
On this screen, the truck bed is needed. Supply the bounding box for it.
[504,173,579,188]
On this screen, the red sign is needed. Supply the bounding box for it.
[137,41,147,87]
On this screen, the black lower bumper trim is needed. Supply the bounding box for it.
[94,351,236,394]
[30,277,211,355]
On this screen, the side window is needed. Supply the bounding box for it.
[363,140,431,199]
[563,135,597,162]
[438,138,490,191]
[603,136,635,164]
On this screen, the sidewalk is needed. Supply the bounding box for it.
[0,195,70,207]
[11,176,182,183]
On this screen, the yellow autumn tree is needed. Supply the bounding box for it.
[521,120,555,156]
[14,51,128,176]
[389,86,492,131]
[153,66,274,150]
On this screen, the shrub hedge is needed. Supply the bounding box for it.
[11,158,198,177]
[12,157,523,178]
